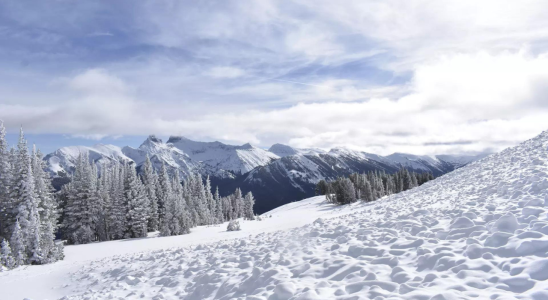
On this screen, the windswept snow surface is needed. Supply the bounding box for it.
[4,130,548,299]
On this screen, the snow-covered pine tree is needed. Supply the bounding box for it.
[410,172,418,189]
[335,177,356,204]
[11,129,43,263]
[10,219,25,266]
[222,196,232,221]
[95,163,111,242]
[193,174,210,226]
[32,147,60,263]
[158,163,173,237]
[204,176,215,225]
[63,153,97,244]
[214,186,223,223]
[124,163,148,238]
[0,239,15,269]
[141,155,159,231]
[231,188,244,219]
[0,121,13,241]
[169,173,188,235]
[243,192,255,220]
[109,163,127,240]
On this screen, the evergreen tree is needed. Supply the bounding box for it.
[222,196,232,221]
[10,219,25,266]
[231,188,244,219]
[32,147,59,263]
[124,164,148,238]
[204,176,215,225]
[96,163,111,242]
[243,192,255,220]
[0,239,15,269]
[214,186,223,223]
[63,153,97,244]
[315,180,329,195]
[141,155,159,231]
[158,163,173,236]
[109,163,126,240]
[0,121,13,241]
[191,174,210,226]
[11,129,43,263]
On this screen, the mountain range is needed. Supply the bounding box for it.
[44,135,487,213]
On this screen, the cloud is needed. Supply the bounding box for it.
[1,1,548,155]
[206,66,245,78]
[2,50,548,155]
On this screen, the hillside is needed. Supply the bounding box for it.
[3,130,548,299]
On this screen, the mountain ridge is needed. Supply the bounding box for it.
[44,136,487,213]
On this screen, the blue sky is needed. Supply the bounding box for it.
[2,0,548,155]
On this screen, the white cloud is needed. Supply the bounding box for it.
[3,50,548,155]
[2,1,548,155]
[206,67,245,78]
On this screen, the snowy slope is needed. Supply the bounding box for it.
[6,130,548,299]
[167,136,279,174]
[230,148,483,213]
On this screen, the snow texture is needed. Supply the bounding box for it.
[8,130,548,299]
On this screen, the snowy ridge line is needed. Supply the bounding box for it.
[49,129,548,299]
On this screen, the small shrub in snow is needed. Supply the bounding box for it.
[227,220,241,231]
[255,215,262,221]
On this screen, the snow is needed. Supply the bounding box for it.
[5,130,548,299]
[269,144,327,157]
[44,144,133,175]
[167,136,279,174]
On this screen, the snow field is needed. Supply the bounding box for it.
[4,130,548,299]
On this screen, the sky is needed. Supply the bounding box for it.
[1,0,548,155]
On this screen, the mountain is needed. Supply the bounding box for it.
[167,136,279,174]
[212,147,486,213]
[44,138,486,213]
[121,135,200,178]
[44,144,133,176]
[268,143,326,157]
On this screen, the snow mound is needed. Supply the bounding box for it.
[5,130,548,299]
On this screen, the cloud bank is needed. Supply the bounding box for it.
[1,0,548,155]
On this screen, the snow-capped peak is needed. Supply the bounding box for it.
[166,137,279,174]
[268,143,299,157]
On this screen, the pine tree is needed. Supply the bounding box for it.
[158,163,173,236]
[125,164,148,238]
[243,192,255,220]
[11,129,43,263]
[0,121,13,241]
[214,186,223,223]
[95,163,110,242]
[233,188,245,219]
[141,156,159,231]
[10,219,26,266]
[222,196,232,221]
[335,178,356,204]
[63,153,97,244]
[32,147,59,263]
[108,163,126,240]
[1,239,15,269]
[204,176,215,225]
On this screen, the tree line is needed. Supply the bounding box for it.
[0,126,63,269]
[315,168,434,205]
[0,124,255,270]
[57,153,255,244]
